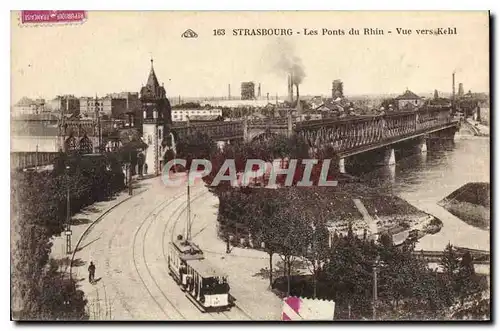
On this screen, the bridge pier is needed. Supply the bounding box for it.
[384,148,396,166]
[217,141,226,150]
[338,158,346,173]
[416,137,427,153]
[243,118,249,142]
[427,127,457,150]
[287,114,293,138]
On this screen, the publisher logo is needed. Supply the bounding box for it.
[181,29,198,38]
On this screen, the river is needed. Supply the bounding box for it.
[351,134,490,252]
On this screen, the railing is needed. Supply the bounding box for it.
[11,152,60,170]
[248,118,288,127]
[296,107,458,154]
[172,120,244,140]
[412,249,490,264]
[170,107,458,148]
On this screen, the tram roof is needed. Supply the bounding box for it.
[172,239,203,254]
[186,259,227,278]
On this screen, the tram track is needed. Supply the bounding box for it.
[70,189,149,320]
[102,185,207,320]
[166,189,254,321]
[102,200,143,319]
[71,179,251,320]
[131,189,200,319]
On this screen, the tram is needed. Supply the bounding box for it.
[168,235,232,312]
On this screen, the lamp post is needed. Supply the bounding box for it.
[127,134,134,196]
[65,165,72,255]
[35,144,39,171]
[128,149,133,196]
[372,255,381,320]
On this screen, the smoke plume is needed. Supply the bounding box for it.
[265,38,306,85]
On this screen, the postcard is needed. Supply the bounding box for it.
[11,11,490,321]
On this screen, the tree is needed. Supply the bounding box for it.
[456,251,480,305]
[302,210,330,298]
[175,131,216,169]
[254,192,286,288]
[380,98,398,111]
[441,243,460,280]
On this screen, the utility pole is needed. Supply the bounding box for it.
[372,255,380,320]
[186,171,191,241]
[226,231,231,254]
[35,144,39,171]
[128,150,133,196]
[65,165,72,255]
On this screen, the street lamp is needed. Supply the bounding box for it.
[128,149,133,196]
[65,165,72,255]
[372,255,381,320]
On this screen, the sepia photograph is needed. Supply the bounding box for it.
[10,10,490,321]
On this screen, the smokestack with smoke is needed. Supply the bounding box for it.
[287,74,294,103]
[295,83,302,114]
[265,39,306,103]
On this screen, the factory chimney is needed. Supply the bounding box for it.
[295,83,302,114]
[228,84,231,100]
[458,83,464,97]
[258,83,261,98]
[452,72,456,102]
[287,74,294,103]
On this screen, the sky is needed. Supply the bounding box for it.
[11,11,489,103]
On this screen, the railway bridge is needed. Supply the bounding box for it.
[172,106,460,172]
[12,106,459,172]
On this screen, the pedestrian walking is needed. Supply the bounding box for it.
[144,163,148,175]
[88,261,96,283]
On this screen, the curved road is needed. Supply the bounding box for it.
[72,177,260,320]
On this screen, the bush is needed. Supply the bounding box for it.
[11,152,125,320]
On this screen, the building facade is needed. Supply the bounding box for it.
[80,93,139,120]
[49,95,80,115]
[12,97,46,115]
[395,89,424,110]
[241,82,256,100]
[171,108,222,122]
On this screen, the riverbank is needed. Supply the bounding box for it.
[216,181,441,248]
[465,118,489,136]
[438,182,490,230]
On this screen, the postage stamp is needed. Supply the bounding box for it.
[19,10,87,26]
[10,11,490,322]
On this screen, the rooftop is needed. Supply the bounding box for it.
[186,258,228,278]
[395,89,421,100]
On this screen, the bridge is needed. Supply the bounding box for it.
[413,247,490,265]
[12,106,459,171]
[11,119,124,170]
[172,106,459,171]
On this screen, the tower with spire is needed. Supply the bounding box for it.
[140,58,173,176]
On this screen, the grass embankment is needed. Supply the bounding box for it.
[217,182,440,247]
[439,183,490,230]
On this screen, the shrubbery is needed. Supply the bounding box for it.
[11,152,126,320]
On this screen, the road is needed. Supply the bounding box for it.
[71,176,281,320]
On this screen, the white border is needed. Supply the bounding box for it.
[3,1,497,330]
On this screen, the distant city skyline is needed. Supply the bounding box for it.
[11,11,489,104]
